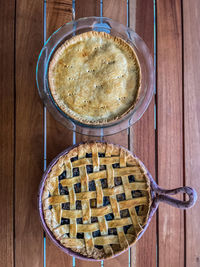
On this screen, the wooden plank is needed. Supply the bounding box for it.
[76,0,100,17]
[130,1,156,266]
[15,0,44,266]
[75,2,102,266]
[103,1,129,267]
[46,0,73,162]
[157,1,184,267]
[75,0,101,144]
[46,0,72,37]
[101,2,128,148]
[0,0,15,266]
[183,1,200,266]
[45,1,73,266]
[75,0,128,266]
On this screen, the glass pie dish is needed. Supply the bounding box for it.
[36,17,154,136]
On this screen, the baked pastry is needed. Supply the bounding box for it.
[48,31,141,125]
[42,142,151,259]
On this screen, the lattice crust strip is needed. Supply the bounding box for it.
[42,142,151,259]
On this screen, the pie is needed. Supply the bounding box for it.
[48,31,141,125]
[41,142,151,259]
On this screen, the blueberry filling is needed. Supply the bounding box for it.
[98,153,105,157]
[74,183,81,193]
[86,165,93,174]
[123,225,131,234]
[100,178,108,189]
[112,163,120,168]
[103,196,110,206]
[108,228,117,235]
[73,168,80,177]
[95,245,103,249]
[131,190,142,198]
[116,193,126,202]
[59,184,69,195]
[58,170,66,180]
[114,177,122,186]
[62,202,70,210]
[91,217,98,223]
[120,209,130,218]
[128,175,135,183]
[99,165,106,171]
[76,218,83,224]
[105,213,114,221]
[71,156,78,162]
[61,218,70,225]
[89,180,96,191]
[77,233,84,239]
[135,206,140,214]
[76,200,82,210]
[86,153,92,158]
[92,230,101,237]
[49,205,52,210]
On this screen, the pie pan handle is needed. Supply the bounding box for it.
[152,186,197,209]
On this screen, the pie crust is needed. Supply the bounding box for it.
[42,142,151,259]
[48,31,141,125]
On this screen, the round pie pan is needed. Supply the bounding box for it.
[36,17,154,136]
[38,142,197,261]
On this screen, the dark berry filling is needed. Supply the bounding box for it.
[100,178,108,189]
[86,165,93,174]
[112,163,120,168]
[61,218,70,225]
[103,196,110,206]
[105,213,114,221]
[128,175,135,183]
[62,202,70,210]
[92,230,101,237]
[114,177,122,186]
[116,193,126,202]
[76,200,82,210]
[71,156,78,162]
[108,228,117,235]
[73,168,79,177]
[74,183,81,193]
[89,180,96,191]
[58,170,66,180]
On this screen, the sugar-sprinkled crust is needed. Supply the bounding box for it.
[42,142,151,259]
[48,31,141,125]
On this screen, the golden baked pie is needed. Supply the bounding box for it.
[42,142,151,259]
[48,31,141,125]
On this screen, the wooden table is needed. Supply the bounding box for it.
[1,0,199,266]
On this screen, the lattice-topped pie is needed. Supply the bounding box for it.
[41,142,151,259]
[48,31,141,125]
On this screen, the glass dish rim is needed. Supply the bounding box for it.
[36,16,154,136]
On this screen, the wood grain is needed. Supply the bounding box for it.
[76,1,129,266]
[157,1,184,266]
[75,1,101,266]
[102,0,128,149]
[76,0,100,18]
[183,1,200,266]
[75,0,100,144]
[15,0,44,266]
[0,0,15,266]
[45,0,73,266]
[46,0,73,163]
[103,1,129,267]
[46,0,72,36]
[130,0,156,266]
